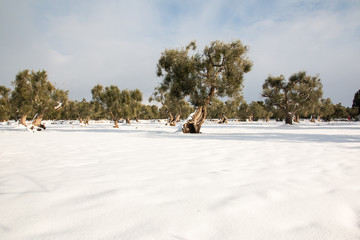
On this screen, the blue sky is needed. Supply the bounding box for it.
[1,0,359,106]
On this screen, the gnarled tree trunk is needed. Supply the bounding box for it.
[182,86,216,133]
[166,112,174,126]
[80,118,89,126]
[182,106,207,133]
[19,115,27,126]
[114,119,119,128]
[218,115,228,124]
[169,112,181,126]
[33,113,46,130]
[294,114,300,123]
[310,115,316,123]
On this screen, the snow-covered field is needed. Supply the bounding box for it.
[1,120,360,240]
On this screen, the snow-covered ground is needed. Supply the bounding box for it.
[0,120,360,240]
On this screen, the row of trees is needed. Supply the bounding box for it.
[207,98,357,122]
[0,70,193,128]
[1,40,359,132]
[2,77,354,125]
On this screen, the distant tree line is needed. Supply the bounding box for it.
[0,40,359,132]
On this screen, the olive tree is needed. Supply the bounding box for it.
[156,40,252,133]
[77,99,94,125]
[248,101,268,121]
[331,103,348,119]
[46,89,69,120]
[319,98,335,121]
[92,85,123,128]
[0,86,11,121]
[149,86,192,126]
[92,85,143,127]
[206,97,225,119]
[223,93,244,121]
[61,100,79,120]
[138,105,159,120]
[262,71,323,124]
[11,70,67,128]
[237,102,250,121]
[124,89,143,124]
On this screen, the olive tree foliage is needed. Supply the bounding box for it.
[92,84,122,128]
[331,103,348,119]
[149,86,192,125]
[262,71,323,124]
[156,40,252,133]
[45,89,69,120]
[77,99,94,124]
[61,100,79,120]
[91,100,107,120]
[0,86,11,121]
[138,105,159,120]
[248,101,268,121]
[237,102,250,121]
[206,94,243,121]
[237,101,273,122]
[114,88,143,123]
[206,97,225,119]
[11,70,68,127]
[11,70,36,123]
[159,99,192,124]
[224,93,244,119]
[236,101,263,122]
[319,98,335,121]
[91,85,143,127]
[316,99,356,121]
[128,89,143,123]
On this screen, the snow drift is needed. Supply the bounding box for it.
[0,120,359,239]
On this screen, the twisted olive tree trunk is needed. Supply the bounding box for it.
[33,113,46,130]
[182,106,207,133]
[19,115,27,126]
[182,86,216,133]
[167,113,174,126]
[218,115,228,124]
[294,114,300,123]
[169,112,181,126]
[113,119,119,128]
[110,111,119,128]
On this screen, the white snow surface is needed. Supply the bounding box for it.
[1,120,360,240]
